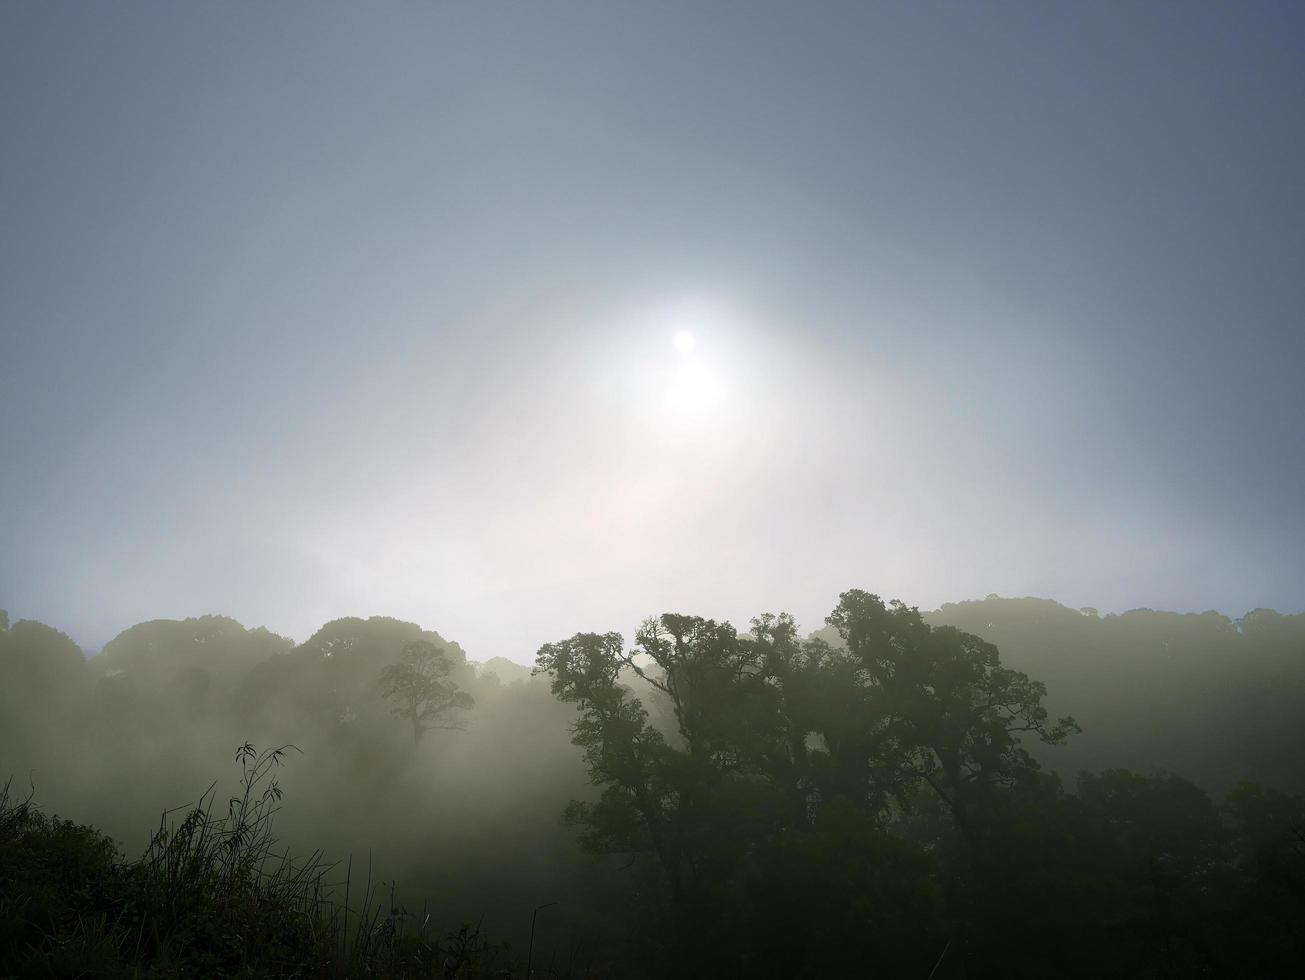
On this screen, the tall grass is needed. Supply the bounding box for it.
[0,744,523,978]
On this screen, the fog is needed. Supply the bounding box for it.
[3,599,1304,975]
[2,2,1303,977]
[3,3,1303,656]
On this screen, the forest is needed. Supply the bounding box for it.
[2,592,1303,978]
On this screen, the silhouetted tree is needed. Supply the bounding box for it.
[538,608,959,974]
[533,632,679,888]
[826,590,1079,844]
[378,640,474,748]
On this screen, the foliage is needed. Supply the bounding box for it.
[3,592,1305,977]
[825,590,1080,841]
[0,747,518,979]
[928,595,1305,794]
[379,641,475,748]
[534,596,1075,973]
[535,591,1305,977]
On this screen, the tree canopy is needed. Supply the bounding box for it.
[378,640,475,747]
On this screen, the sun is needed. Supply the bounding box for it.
[613,295,741,439]
[664,329,724,420]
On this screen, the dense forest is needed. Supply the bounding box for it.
[2,593,1303,977]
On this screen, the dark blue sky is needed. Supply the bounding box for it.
[2,2,1302,657]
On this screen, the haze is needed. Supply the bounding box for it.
[3,1,1303,657]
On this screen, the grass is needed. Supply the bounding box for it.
[0,744,518,978]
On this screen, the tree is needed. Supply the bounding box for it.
[536,595,1089,976]
[825,590,1079,843]
[0,619,87,700]
[535,610,952,976]
[0,619,89,774]
[95,616,292,702]
[535,619,803,969]
[377,640,473,748]
[533,632,683,895]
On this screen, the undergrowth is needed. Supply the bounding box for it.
[0,744,519,979]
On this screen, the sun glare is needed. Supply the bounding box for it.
[666,359,723,415]
[609,295,747,442]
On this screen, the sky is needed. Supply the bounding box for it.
[2,2,1303,660]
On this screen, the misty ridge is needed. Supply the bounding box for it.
[2,592,1303,978]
